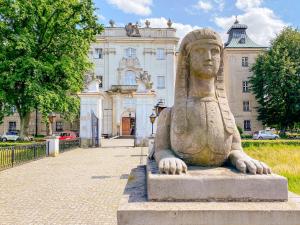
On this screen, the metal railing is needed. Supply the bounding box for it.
[0,142,48,171]
[59,138,80,153]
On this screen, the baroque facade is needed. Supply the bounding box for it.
[80,21,178,145]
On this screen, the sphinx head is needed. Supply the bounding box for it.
[180,29,223,79]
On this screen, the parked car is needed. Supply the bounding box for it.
[58,131,77,140]
[253,130,279,140]
[1,131,19,142]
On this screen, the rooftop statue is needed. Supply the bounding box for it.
[154,29,271,175]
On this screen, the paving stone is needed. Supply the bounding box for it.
[0,143,147,225]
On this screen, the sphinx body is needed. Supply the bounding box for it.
[154,29,271,175]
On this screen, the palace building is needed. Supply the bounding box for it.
[224,18,266,134]
[0,19,265,141]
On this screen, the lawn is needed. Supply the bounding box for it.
[244,142,300,194]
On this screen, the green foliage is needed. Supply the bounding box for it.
[241,139,300,148]
[0,0,103,136]
[240,134,252,139]
[237,126,243,135]
[250,27,300,131]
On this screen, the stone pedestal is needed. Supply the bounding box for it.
[134,92,156,146]
[46,136,59,157]
[78,80,104,148]
[117,165,300,225]
[147,160,288,202]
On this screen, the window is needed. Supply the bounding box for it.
[96,75,103,88]
[242,57,248,67]
[11,106,17,113]
[242,81,249,93]
[239,38,245,44]
[8,121,16,132]
[156,48,165,60]
[157,76,165,89]
[244,120,251,131]
[125,48,136,58]
[123,71,136,85]
[243,101,250,112]
[56,121,63,132]
[94,48,103,59]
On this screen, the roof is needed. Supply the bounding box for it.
[225,19,266,49]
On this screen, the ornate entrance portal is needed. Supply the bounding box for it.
[121,117,135,136]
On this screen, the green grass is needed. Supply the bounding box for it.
[0,141,36,147]
[244,143,300,194]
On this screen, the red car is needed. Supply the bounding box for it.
[58,131,77,140]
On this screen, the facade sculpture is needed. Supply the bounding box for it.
[125,22,141,37]
[154,29,271,175]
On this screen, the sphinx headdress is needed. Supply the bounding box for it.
[172,28,235,134]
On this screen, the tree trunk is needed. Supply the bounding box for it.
[46,120,53,136]
[19,112,31,140]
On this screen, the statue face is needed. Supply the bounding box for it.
[189,43,221,79]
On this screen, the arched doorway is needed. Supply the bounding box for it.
[121,111,135,136]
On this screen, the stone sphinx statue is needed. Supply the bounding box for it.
[154,29,271,175]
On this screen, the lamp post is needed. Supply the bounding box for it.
[48,112,56,136]
[155,99,167,117]
[149,110,157,135]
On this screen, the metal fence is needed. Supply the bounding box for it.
[0,142,48,171]
[59,138,80,153]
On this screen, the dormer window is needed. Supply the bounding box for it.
[125,48,136,58]
[239,38,245,44]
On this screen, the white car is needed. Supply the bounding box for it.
[253,130,279,140]
[1,131,19,142]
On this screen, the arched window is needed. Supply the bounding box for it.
[123,71,136,85]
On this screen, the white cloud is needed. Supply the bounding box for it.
[97,14,106,22]
[190,0,225,14]
[106,0,152,16]
[235,0,263,11]
[214,1,288,46]
[140,17,201,42]
[195,1,213,12]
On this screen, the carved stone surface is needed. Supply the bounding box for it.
[147,159,288,202]
[154,29,271,175]
[117,165,300,225]
[125,22,141,37]
[136,71,153,92]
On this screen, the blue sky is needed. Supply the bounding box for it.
[93,0,300,46]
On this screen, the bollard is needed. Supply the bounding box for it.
[46,136,60,157]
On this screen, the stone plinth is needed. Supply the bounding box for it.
[117,166,300,225]
[147,159,288,202]
[46,136,60,157]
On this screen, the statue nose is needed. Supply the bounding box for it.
[204,50,212,60]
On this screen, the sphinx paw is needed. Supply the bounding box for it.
[236,158,271,174]
[159,157,187,175]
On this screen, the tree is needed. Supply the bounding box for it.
[0,0,103,138]
[250,27,300,132]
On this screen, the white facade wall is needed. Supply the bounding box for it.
[88,26,179,139]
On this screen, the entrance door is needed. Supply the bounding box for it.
[122,117,131,135]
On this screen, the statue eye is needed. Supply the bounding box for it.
[211,48,219,55]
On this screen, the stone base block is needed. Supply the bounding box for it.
[117,166,300,225]
[80,138,99,148]
[147,159,288,202]
[134,137,149,147]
